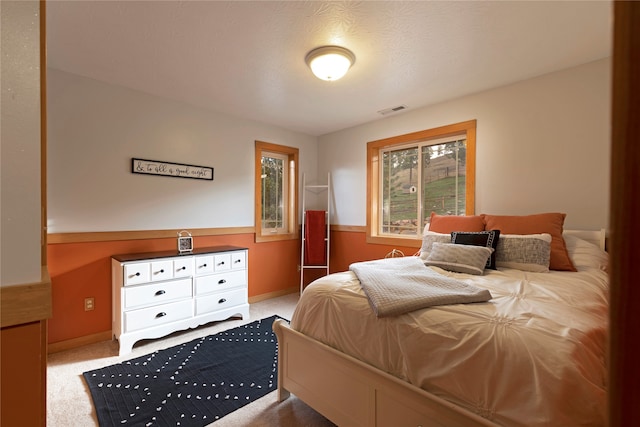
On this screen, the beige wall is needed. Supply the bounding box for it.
[47,59,611,234]
[318,58,611,230]
[47,69,319,233]
[0,0,43,286]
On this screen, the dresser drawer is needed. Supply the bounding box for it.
[173,257,194,278]
[150,260,173,282]
[213,253,231,271]
[194,270,246,295]
[194,255,214,275]
[124,299,193,333]
[230,251,246,270]
[123,262,151,285]
[123,278,192,310]
[195,288,247,316]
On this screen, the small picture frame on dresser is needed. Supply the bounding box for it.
[177,230,193,253]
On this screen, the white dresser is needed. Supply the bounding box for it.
[112,245,249,355]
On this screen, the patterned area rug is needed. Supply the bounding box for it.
[83,316,283,427]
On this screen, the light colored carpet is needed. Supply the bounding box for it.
[47,293,336,427]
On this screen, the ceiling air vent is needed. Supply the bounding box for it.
[377,105,408,116]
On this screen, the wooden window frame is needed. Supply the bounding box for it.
[254,141,299,243]
[366,120,476,247]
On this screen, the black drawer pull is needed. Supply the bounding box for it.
[156,312,167,318]
[218,279,227,285]
[201,263,207,268]
[234,259,241,263]
[159,269,165,273]
[218,298,227,304]
[135,272,141,276]
[218,261,225,266]
[180,266,186,270]
[155,290,166,296]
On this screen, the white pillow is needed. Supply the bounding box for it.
[419,231,451,260]
[563,234,608,271]
[496,233,552,272]
[425,242,493,275]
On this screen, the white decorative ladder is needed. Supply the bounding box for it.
[300,173,331,294]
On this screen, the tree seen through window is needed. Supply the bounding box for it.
[381,139,466,236]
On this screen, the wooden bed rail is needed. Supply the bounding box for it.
[273,319,498,427]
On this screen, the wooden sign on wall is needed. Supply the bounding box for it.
[131,158,214,181]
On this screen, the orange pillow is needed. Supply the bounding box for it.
[481,213,576,271]
[428,212,484,233]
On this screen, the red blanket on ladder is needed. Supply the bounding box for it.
[304,210,327,266]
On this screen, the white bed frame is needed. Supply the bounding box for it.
[564,228,607,251]
[273,229,606,427]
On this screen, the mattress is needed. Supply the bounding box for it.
[290,236,608,427]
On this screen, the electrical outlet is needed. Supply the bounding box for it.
[84,297,95,311]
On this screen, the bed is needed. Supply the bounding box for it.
[272,226,608,427]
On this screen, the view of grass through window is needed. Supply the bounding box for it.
[381,140,466,235]
[261,154,285,229]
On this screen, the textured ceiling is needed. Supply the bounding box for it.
[46,1,612,136]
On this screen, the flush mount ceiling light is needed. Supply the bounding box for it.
[305,46,356,81]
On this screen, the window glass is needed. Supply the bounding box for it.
[380,139,466,237]
[421,139,466,220]
[381,147,419,235]
[261,152,288,232]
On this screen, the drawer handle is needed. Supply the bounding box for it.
[135,272,141,277]
[155,269,164,274]
[218,298,227,304]
[201,263,207,268]
[218,261,225,266]
[234,259,241,263]
[180,266,186,270]
[156,312,167,318]
[218,279,226,285]
[155,290,166,296]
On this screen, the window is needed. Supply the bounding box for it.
[255,141,298,242]
[367,120,476,246]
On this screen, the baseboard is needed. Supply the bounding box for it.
[48,330,112,354]
[47,289,299,353]
[248,286,299,303]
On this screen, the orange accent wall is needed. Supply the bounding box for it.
[46,229,415,345]
[47,233,300,344]
[329,230,419,273]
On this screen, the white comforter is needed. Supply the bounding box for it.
[291,254,608,426]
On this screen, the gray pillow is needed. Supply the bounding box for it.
[419,231,451,260]
[425,242,494,275]
[496,234,552,272]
